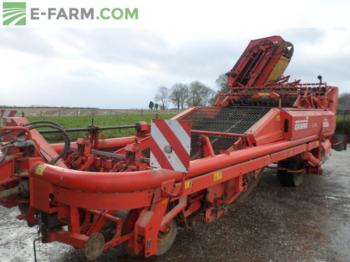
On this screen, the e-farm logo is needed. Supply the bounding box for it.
[1,1,139,26]
[3,2,26,26]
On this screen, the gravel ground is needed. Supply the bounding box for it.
[1,149,349,262]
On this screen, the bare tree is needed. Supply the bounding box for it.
[155,86,169,110]
[216,74,229,93]
[212,73,229,105]
[187,81,215,106]
[170,83,189,110]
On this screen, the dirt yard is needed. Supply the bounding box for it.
[1,149,349,262]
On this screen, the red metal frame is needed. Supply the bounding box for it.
[0,35,341,259]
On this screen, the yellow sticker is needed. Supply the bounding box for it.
[184,180,193,189]
[35,164,46,176]
[213,171,223,182]
[258,92,269,97]
[275,114,280,121]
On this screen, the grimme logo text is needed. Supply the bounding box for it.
[2,1,139,26]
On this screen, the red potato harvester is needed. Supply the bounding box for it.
[0,36,346,260]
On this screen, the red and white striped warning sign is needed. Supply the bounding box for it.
[0,110,17,118]
[150,119,191,172]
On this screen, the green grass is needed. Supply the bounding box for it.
[28,113,176,142]
[336,113,350,121]
[27,112,350,142]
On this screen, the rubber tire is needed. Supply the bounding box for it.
[278,172,304,187]
[123,214,177,257]
[156,220,177,256]
[277,157,305,187]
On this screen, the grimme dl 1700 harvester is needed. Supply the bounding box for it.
[0,36,344,260]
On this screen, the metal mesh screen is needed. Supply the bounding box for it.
[179,106,270,158]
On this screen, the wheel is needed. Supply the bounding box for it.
[84,233,105,261]
[277,156,305,187]
[278,172,304,187]
[122,211,177,257]
[156,220,177,256]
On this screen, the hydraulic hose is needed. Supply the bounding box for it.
[24,120,64,128]
[26,122,70,164]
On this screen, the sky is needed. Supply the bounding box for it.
[0,0,350,109]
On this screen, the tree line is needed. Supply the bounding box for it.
[148,76,350,111]
[149,75,228,110]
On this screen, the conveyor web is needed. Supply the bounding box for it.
[179,106,270,158]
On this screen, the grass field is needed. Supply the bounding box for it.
[27,112,349,142]
[28,113,176,142]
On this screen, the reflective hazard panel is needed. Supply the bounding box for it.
[150,119,191,172]
[0,110,17,118]
[0,110,17,127]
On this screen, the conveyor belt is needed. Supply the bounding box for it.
[180,106,270,158]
